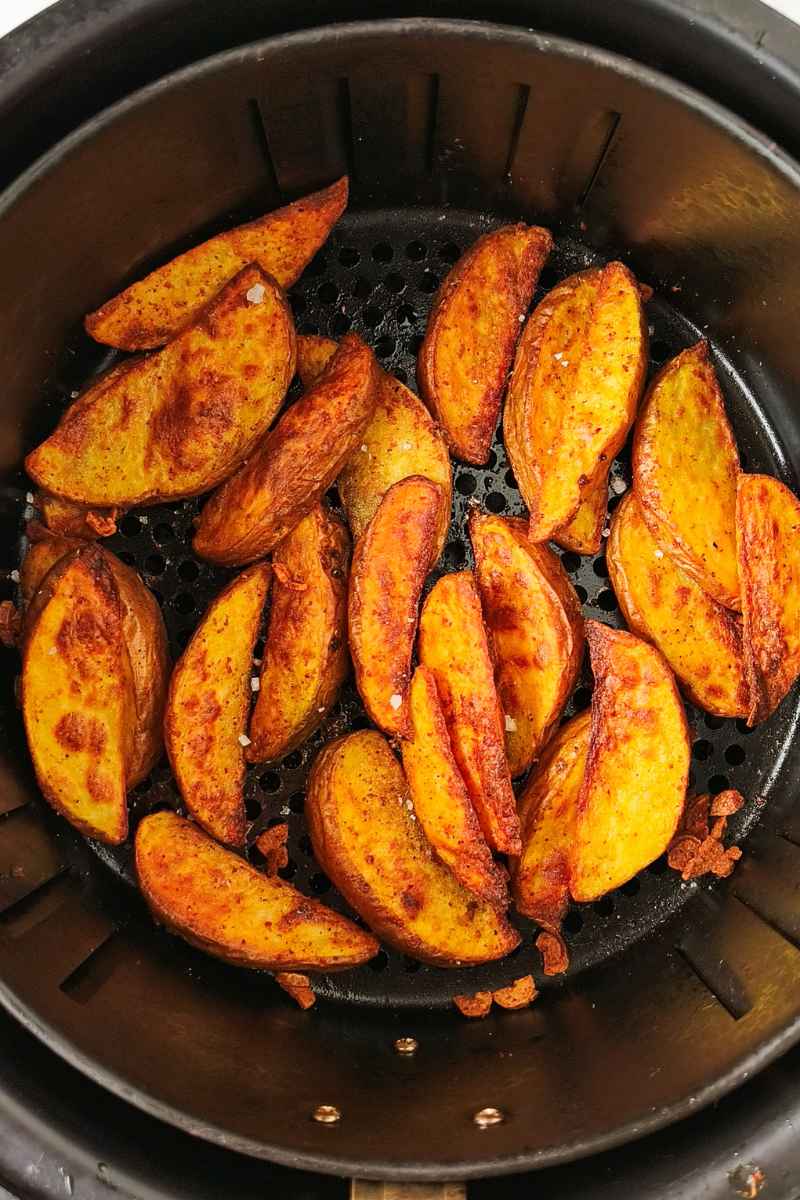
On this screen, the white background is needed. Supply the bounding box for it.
[2,0,800,38]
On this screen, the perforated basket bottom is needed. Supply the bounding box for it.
[29,206,798,1009]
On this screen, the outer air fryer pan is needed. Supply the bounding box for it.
[1,17,800,1182]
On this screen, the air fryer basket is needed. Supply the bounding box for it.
[1,16,800,1182]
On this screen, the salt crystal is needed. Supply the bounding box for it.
[9,570,19,583]
[317,706,325,713]
[654,548,664,559]
[389,693,403,710]
[505,714,517,733]
[47,645,57,656]
[70,390,79,399]
[601,527,610,538]
[238,733,252,747]
[400,441,413,451]
[561,359,569,367]
[519,313,525,322]
[250,677,260,692]
[25,492,34,504]
[253,657,262,666]
[246,283,266,304]
[361,444,368,453]
[611,477,627,495]
[553,351,563,360]
[139,515,148,524]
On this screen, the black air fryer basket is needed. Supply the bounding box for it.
[2,0,800,1190]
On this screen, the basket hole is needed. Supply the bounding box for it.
[133,775,153,795]
[384,272,406,295]
[396,303,416,326]
[176,627,193,649]
[456,473,477,496]
[116,550,136,567]
[647,857,668,876]
[439,241,461,264]
[368,950,390,972]
[735,719,754,736]
[446,541,467,568]
[620,877,641,897]
[153,522,174,544]
[593,896,614,917]
[375,336,396,360]
[298,834,313,856]
[572,685,592,710]
[352,276,373,300]
[394,367,408,384]
[245,794,261,821]
[709,774,731,795]
[538,266,559,290]
[561,551,581,573]
[595,589,617,612]
[408,333,424,355]
[650,339,671,363]
[485,449,498,470]
[172,592,195,615]
[575,585,588,603]
[149,589,164,608]
[259,772,281,794]
[278,857,297,880]
[592,557,609,578]
[178,559,200,582]
[485,492,506,514]
[363,304,384,330]
[693,739,713,761]
[283,750,303,770]
[331,313,351,336]
[419,270,439,294]
[305,253,327,278]
[403,956,421,973]
[563,909,584,935]
[688,769,696,789]
[704,714,726,731]
[405,240,427,261]
[338,246,359,267]
[725,744,746,766]
[505,468,518,490]
[318,281,339,305]
[143,553,165,576]
[310,872,331,895]
[372,242,393,263]
[291,294,306,316]
[120,514,141,538]
[289,791,305,813]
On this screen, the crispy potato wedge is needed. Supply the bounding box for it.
[633,341,740,609]
[27,266,296,508]
[512,710,591,929]
[165,564,270,847]
[37,493,119,539]
[418,572,521,855]
[135,810,377,971]
[194,334,377,565]
[737,473,800,723]
[349,475,441,737]
[608,493,748,717]
[504,263,646,542]
[418,224,553,465]
[21,547,135,844]
[86,177,347,350]
[401,666,508,908]
[571,623,690,902]
[553,472,608,555]
[470,512,584,776]
[297,335,452,560]
[247,504,350,762]
[307,730,520,965]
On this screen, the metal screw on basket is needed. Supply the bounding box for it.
[394,1036,418,1055]
[312,1104,341,1124]
[473,1107,505,1128]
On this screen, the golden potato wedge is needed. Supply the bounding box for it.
[553,472,608,555]
[37,493,119,539]
[504,263,646,542]
[737,473,800,723]
[247,504,349,763]
[349,475,442,738]
[418,224,553,465]
[296,334,452,560]
[633,341,740,609]
[165,564,270,847]
[21,547,135,844]
[418,572,521,855]
[607,493,748,717]
[512,711,591,929]
[307,730,520,965]
[470,512,584,777]
[194,334,377,566]
[401,666,508,909]
[135,810,377,971]
[571,623,690,902]
[27,266,296,508]
[86,177,347,350]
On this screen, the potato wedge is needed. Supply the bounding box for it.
[553,472,608,555]
[297,335,452,560]
[307,730,520,965]
[86,177,347,350]
[37,493,119,539]
[512,711,591,928]
[401,666,508,909]
[607,493,748,717]
[633,341,740,609]
[737,473,800,723]
[165,564,270,847]
[418,572,521,855]
[135,810,377,971]
[470,512,584,777]
[194,334,377,566]
[21,547,135,844]
[571,623,690,902]
[418,224,553,465]
[247,504,349,762]
[504,263,646,542]
[349,475,442,738]
[27,266,296,508]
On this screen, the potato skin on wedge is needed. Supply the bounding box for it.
[737,474,800,723]
[165,564,271,847]
[571,623,690,902]
[608,493,748,717]
[194,334,377,566]
[307,731,520,965]
[470,512,584,777]
[402,666,508,909]
[419,224,553,465]
[297,335,452,560]
[418,572,521,855]
[553,473,608,556]
[135,810,378,971]
[504,263,646,543]
[349,475,442,738]
[86,177,347,350]
[22,547,135,844]
[633,341,740,610]
[37,493,118,539]
[513,710,591,929]
[27,266,296,508]
[247,505,350,763]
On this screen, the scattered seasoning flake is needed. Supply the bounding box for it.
[238,733,252,747]
[504,714,517,733]
[654,548,664,559]
[9,570,19,583]
[246,282,266,304]
[250,677,260,692]
[389,693,403,710]
[553,351,563,361]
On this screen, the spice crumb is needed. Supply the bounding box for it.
[246,283,266,304]
[389,693,403,710]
